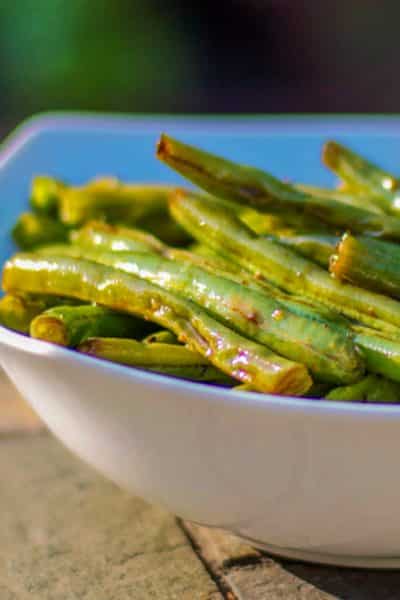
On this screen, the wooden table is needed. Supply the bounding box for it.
[2,373,400,599]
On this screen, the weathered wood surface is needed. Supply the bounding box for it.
[184,522,400,599]
[2,375,400,599]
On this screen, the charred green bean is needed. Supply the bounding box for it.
[30,305,150,347]
[324,375,400,402]
[330,233,400,299]
[78,338,232,384]
[63,247,363,383]
[2,254,312,395]
[0,293,76,333]
[142,330,179,344]
[169,190,400,334]
[157,134,400,240]
[30,175,66,215]
[323,141,399,214]
[12,212,69,250]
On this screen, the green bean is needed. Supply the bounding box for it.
[271,232,337,268]
[65,225,377,339]
[77,338,232,384]
[323,141,399,214]
[30,175,66,215]
[157,134,400,240]
[69,222,333,302]
[67,221,268,295]
[0,293,76,333]
[40,215,400,383]
[330,233,400,299]
[295,183,384,215]
[82,249,362,382]
[352,327,400,383]
[30,305,150,347]
[2,254,312,395]
[12,212,69,250]
[240,205,326,233]
[136,213,191,247]
[59,179,174,226]
[142,330,179,344]
[65,217,400,382]
[231,383,256,392]
[235,204,338,267]
[70,221,165,254]
[324,374,400,403]
[41,241,352,333]
[169,190,400,334]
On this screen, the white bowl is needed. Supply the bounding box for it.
[2,113,400,568]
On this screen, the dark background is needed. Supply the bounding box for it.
[0,1,398,136]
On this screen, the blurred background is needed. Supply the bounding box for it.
[0,0,399,136]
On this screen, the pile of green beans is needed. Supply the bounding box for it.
[3,136,400,402]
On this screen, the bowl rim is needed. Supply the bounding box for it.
[2,110,400,419]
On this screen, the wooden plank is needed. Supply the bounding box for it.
[186,522,400,599]
[0,435,223,600]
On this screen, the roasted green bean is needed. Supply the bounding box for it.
[78,338,232,384]
[295,183,384,214]
[142,330,179,344]
[30,175,66,215]
[272,232,337,268]
[324,374,400,402]
[330,233,400,299]
[30,305,150,347]
[58,179,172,226]
[169,190,400,334]
[157,134,400,240]
[2,254,312,395]
[62,246,363,383]
[0,293,76,333]
[323,141,399,214]
[12,212,69,250]
[70,221,165,254]
[59,226,400,383]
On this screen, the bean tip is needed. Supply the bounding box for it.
[156,133,171,161]
[322,140,340,169]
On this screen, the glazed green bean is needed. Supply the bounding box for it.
[0,293,77,333]
[169,190,400,334]
[271,232,337,268]
[295,183,384,215]
[2,254,312,395]
[240,205,326,233]
[70,221,165,254]
[59,245,363,383]
[12,212,69,250]
[30,175,66,215]
[59,179,173,226]
[68,222,339,304]
[60,201,400,383]
[157,134,400,239]
[323,141,399,214]
[30,305,150,347]
[330,233,400,299]
[231,383,256,392]
[71,221,251,282]
[352,328,400,383]
[41,241,352,333]
[78,338,232,384]
[324,374,400,402]
[142,330,179,344]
